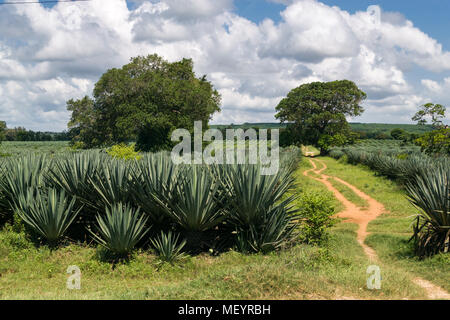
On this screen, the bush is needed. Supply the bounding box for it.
[405,164,450,258]
[151,231,186,264]
[226,163,299,253]
[297,192,336,245]
[15,188,80,245]
[91,203,149,257]
[106,143,141,161]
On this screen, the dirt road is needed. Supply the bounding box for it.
[303,157,450,299]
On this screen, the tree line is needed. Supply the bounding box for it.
[0,122,69,142]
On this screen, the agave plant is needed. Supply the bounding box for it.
[89,159,133,207]
[91,203,149,256]
[46,152,104,237]
[224,163,299,253]
[0,154,48,208]
[131,152,178,225]
[151,231,186,263]
[15,187,80,245]
[155,165,228,248]
[405,164,450,257]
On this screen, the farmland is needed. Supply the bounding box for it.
[0,141,448,299]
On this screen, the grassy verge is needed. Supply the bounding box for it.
[316,156,450,292]
[0,220,426,300]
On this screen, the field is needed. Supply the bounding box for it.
[0,141,448,300]
[0,141,70,156]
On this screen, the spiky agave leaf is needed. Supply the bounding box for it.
[167,165,227,231]
[131,152,178,225]
[150,231,186,263]
[91,203,149,256]
[46,151,107,203]
[405,164,450,257]
[15,187,80,244]
[225,163,299,253]
[0,154,48,208]
[89,159,133,208]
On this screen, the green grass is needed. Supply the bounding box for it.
[0,223,426,299]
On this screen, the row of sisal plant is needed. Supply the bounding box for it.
[0,147,302,259]
[329,147,449,258]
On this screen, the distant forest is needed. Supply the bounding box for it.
[211,122,434,140]
[3,127,70,142]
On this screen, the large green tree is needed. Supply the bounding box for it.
[275,80,366,154]
[67,54,221,151]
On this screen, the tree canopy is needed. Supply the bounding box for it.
[67,54,221,151]
[412,103,446,127]
[412,103,449,155]
[275,80,366,153]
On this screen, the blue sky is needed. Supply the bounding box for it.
[0,0,449,130]
[235,0,450,49]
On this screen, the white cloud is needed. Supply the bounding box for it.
[0,0,450,131]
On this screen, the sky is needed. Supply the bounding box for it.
[1,0,450,131]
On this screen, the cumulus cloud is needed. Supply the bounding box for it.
[0,0,450,131]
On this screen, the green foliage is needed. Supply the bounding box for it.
[405,164,450,258]
[0,121,6,143]
[0,147,303,259]
[161,166,226,232]
[0,155,48,223]
[275,80,366,153]
[67,96,99,149]
[90,159,134,208]
[150,231,186,264]
[225,164,299,253]
[67,54,221,150]
[414,127,450,156]
[317,133,348,153]
[391,128,406,140]
[412,103,446,127]
[296,192,336,245]
[107,143,141,160]
[15,188,80,244]
[411,103,449,156]
[47,152,102,213]
[132,152,178,226]
[92,203,149,256]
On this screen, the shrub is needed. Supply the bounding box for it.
[91,203,149,256]
[15,188,80,245]
[151,231,186,264]
[225,164,299,253]
[90,159,133,207]
[132,152,178,226]
[107,143,141,161]
[296,191,336,245]
[405,164,449,257]
[157,165,228,249]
